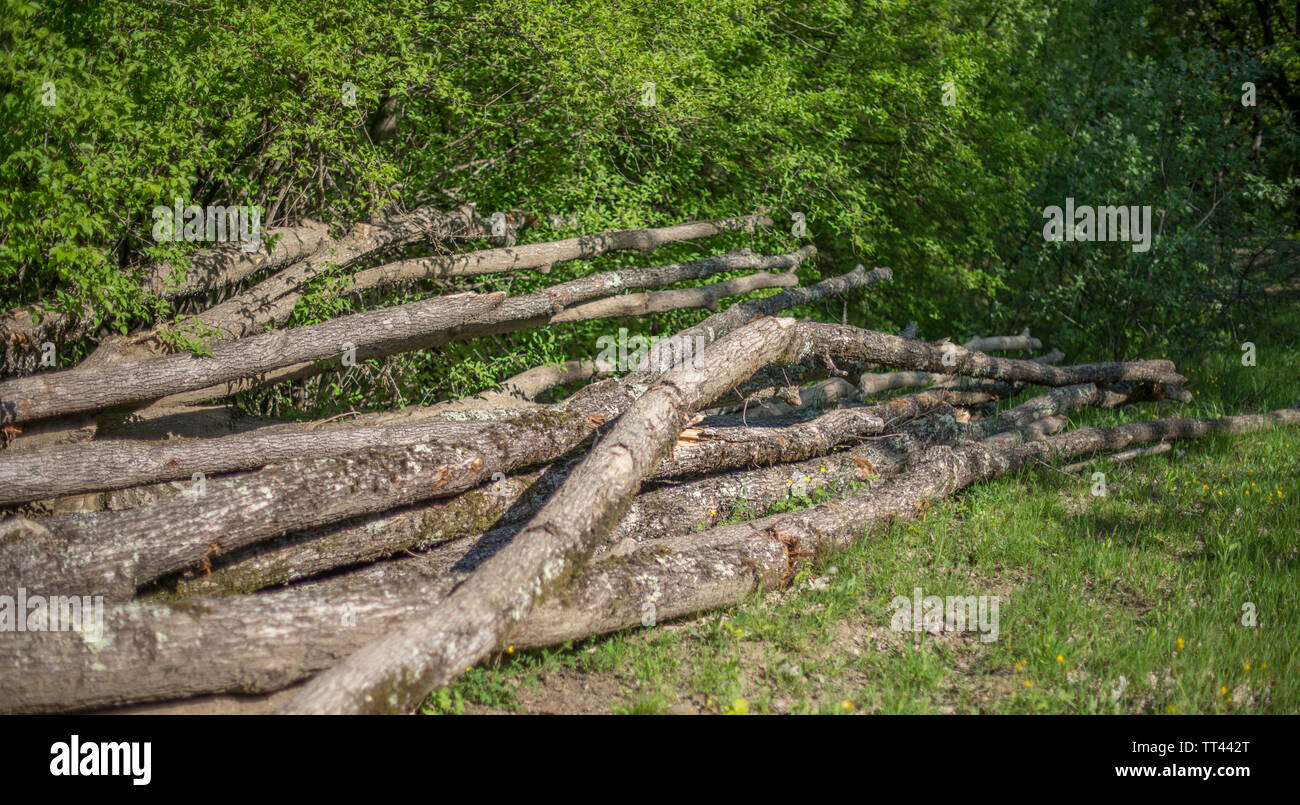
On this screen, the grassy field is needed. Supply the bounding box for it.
[423,332,1300,715]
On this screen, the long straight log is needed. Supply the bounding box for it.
[6,406,1294,713]
[164,394,975,597]
[0,293,504,427]
[859,329,1044,393]
[154,247,816,406]
[339,214,772,295]
[797,322,1185,388]
[0,266,891,596]
[279,316,808,714]
[0,248,812,429]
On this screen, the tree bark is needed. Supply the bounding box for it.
[7,406,1293,714]
[279,316,805,714]
[1,265,894,598]
[338,214,772,295]
[150,247,816,407]
[0,293,504,427]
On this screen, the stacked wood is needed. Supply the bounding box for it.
[0,209,1290,715]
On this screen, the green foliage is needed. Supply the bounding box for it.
[2,0,1295,399]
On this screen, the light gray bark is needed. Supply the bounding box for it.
[6,406,1294,714]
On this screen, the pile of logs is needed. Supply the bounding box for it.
[1,208,1295,715]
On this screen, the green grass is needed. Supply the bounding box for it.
[423,329,1300,715]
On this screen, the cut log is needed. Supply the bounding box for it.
[797,322,1185,388]
[279,316,807,713]
[163,396,971,596]
[152,247,816,406]
[0,293,503,427]
[338,214,772,295]
[7,406,1294,714]
[549,270,798,321]
[0,248,813,428]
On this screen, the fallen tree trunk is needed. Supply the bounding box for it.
[798,322,1185,389]
[152,247,816,407]
[0,248,812,428]
[0,265,893,596]
[549,271,797,321]
[7,406,1293,713]
[338,214,772,295]
[859,330,1040,394]
[279,315,805,714]
[163,396,976,597]
[0,292,504,427]
[0,220,333,378]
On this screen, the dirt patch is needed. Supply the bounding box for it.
[465,666,625,714]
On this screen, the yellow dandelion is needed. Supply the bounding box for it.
[1220,685,1228,695]
[506,646,514,655]
[1177,637,1185,651]
[1166,704,1176,714]
[1056,654,1064,663]
[1024,680,1033,688]
[840,700,854,712]
[1244,663,1251,672]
